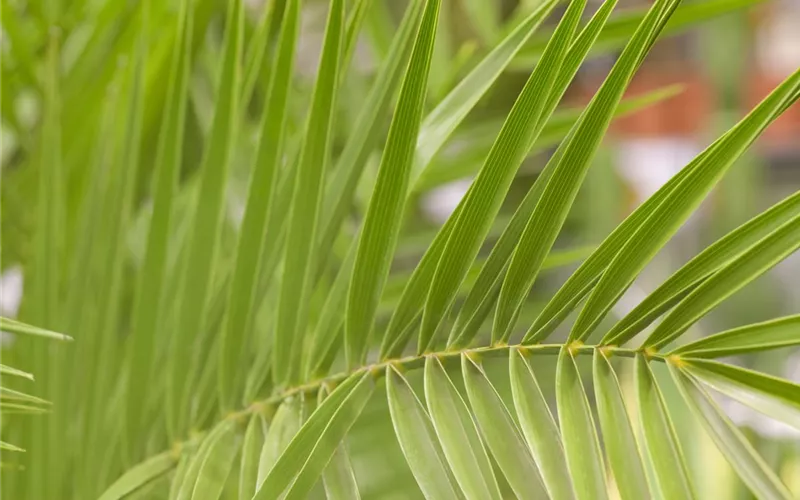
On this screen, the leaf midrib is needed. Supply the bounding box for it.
[155,341,668,468]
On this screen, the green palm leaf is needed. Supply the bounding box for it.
[574,68,800,341]
[218,0,300,409]
[420,0,587,352]
[635,355,696,499]
[346,0,441,367]
[167,0,244,435]
[496,0,678,342]
[680,358,800,430]
[592,350,649,500]
[557,347,608,500]
[603,190,800,346]
[257,399,301,487]
[462,354,547,499]
[670,363,792,499]
[644,212,800,349]
[238,414,266,500]
[386,365,461,499]
[97,451,177,500]
[509,349,575,499]
[424,356,501,500]
[10,0,800,498]
[670,315,800,358]
[274,0,345,386]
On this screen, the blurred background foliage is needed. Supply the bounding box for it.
[1,0,799,498]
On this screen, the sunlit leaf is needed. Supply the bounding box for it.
[592,350,649,500]
[462,354,546,499]
[670,314,800,358]
[238,414,266,500]
[635,356,696,499]
[386,365,461,499]
[254,372,373,499]
[424,356,501,500]
[557,347,608,500]
[670,363,792,499]
[497,0,679,341]
[681,358,800,430]
[509,349,575,500]
[257,399,301,487]
[573,69,800,342]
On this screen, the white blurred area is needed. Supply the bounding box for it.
[421,178,471,224]
[0,265,23,318]
[616,139,700,203]
[0,266,23,346]
[755,0,800,77]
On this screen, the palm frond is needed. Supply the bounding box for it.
[3,0,799,498]
[0,318,69,455]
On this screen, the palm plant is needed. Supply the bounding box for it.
[2,0,799,498]
[0,317,72,453]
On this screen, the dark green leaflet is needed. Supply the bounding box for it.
[644,212,800,349]
[669,314,800,358]
[602,190,800,346]
[419,0,588,352]
[450,0,620,349]
[571,68,800,342]
[346,0,442,368]
[494,0,680,342]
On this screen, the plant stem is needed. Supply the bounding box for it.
[252,342,663,409]
[169,341,667,470]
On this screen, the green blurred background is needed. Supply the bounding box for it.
[1,0,799,497]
